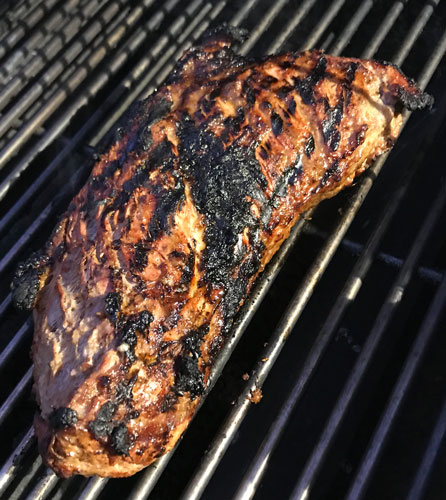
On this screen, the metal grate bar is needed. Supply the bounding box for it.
[0,295,12,320]
[0,0,210,225]
[239,0,292,56]
[25,467,59,500]
[329,0,374,55]
[180,5,446,498]
[267,0,318,53]
[361,0,406,59]
[0,367,32,427]
[8,455,43,500]
[290,180,446,499]
[0,427,35,496]
[304,225,444,285]
[407,397,446,500]
[76,477,108,500]
[0,0,61,61]
[0,321,31,371]
[393,0,439,67]
[346,273,446,500]
[232,99,444,500]
[300,0,347,51]
[0,0,89,92]
[0,0,160,177]
[0,0,115,132]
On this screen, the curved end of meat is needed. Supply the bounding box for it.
[377,61,433,111]
[199,23,249,48]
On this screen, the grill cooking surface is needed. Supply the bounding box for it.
[0,0,445,499]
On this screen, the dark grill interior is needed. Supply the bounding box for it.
[0,0,445,499]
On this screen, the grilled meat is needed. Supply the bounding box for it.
[12,25,432,477]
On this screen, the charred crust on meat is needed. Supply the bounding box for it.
[88,401,117,439]
[116,310,153,362]
[199,23,249,47]
[115,374,137,404]
[174,355,204,399]
[111,423,131,456]
[320,160,342,187]
[99,376,111,389]
[132,241,148,271]
[396,85,434,111]
[305,135,315,158]
[105,292,121,322]
[135,97,172,151]
[294,54,327,105]
[160,392,178,413]
[287,96,296,115]
[177,113,266,288]
[222,252,261,324]
[322,97,344,151]
[346,62,358,83]
[11,253,51,311]
[380,83,433,112]
[183,325,209,359]
[271,112,283,136]
[49,407,78,430]
[112,239,121,250]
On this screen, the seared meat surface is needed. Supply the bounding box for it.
[12,26,432,477]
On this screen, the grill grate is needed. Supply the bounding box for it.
[0,0,445,499]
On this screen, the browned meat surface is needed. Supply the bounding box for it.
[11,26,432,478]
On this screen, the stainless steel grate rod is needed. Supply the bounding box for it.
[0,0,61,61]
[0,427,35,496]
[346,273,446,500]
[0,0,160,176]
[407,396,446,500]
[0,0,204,228]
[290,176,446,500]
[0,0,92,98]
[0,0,123,133]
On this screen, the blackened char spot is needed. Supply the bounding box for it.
[222,252,260,324]
[322,97,344,151]
[161,392,178,413]
[49,407,78,430]
[294,55,327,105]
[105,292,121,322]
[259,146,268,160]
[183,324,210,359]
[271,112,283,136]
[287,96,296,115]
[346,62,358,83]
[132,241,148,271]
[246,86,256,107]
[136,97,172,151]
[88,401,117,439]
[176,113,266,287]
[115,374,137,404]
[116,310,153,363]
[148,176,185,242]
[320,160,342,187]
[11,253,51,311]
[111,423,131,455]
[305,135,315,158]
[174,355,204,399]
